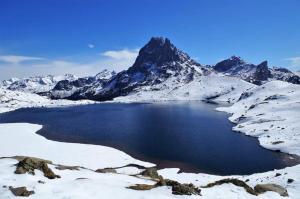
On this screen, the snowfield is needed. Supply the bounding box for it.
[217,81,300,156]
[114,74,255,104]
[0,88,95,113]
[0,77,299,198]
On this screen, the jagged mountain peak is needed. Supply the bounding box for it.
[95,69,116,80]
[130,37,193,70]
[214,56,246,72]
[258,60,268,67]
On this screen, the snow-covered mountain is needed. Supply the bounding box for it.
[51,37,211,100]
[50,37,299,102]
[4,37,297,102]
[0,74,77,94]
[51,69,116,99]
[213,56,300,85]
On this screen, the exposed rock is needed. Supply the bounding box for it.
[141,167,160,179]
[275,173,281,177]
[254,183,288,197]
[252,61,271,85]
[95,168,117,173]
[9,186,34,197]
[128,184,156,191]
[128,176,201,195]
[287,179,294,183]
[55,165,80,170]
[272,141,284,145]
[214,56,245,72]
[15,157,60,179]
[202,178,257,195]
[172,183,201,195]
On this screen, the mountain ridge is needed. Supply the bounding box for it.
[1,37,299,101]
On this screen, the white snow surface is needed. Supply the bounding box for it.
[114,74,255,104]
[217,81,300,156]
[0,77,300,198]
[0,123,299,198]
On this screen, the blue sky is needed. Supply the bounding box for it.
[0,0,300,79]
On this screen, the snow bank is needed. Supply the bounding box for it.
[0,123,153,169]
[0,123,299,198]
[217,81,300,156]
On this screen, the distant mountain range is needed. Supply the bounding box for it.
[1,37,299,101]
[0,74,77,94]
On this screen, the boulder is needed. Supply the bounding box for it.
[172,183,201,195]
[141,167,160,179]
[9,186,34,197]
[128,184,156,191]
[254,183,288,197]
[15,157,60,179]
[203,178,256,195]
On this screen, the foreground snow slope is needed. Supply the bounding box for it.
[0,123,299,199]
[218,81,300,156]
[0,123,153,169]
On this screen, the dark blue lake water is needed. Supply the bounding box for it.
[0,102,298,175]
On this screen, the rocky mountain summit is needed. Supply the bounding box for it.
[213,56,300,85]
[51,37,209,101]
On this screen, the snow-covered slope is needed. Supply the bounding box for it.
[114,74,255,103]
[218,81,300,156]
[1,74,77,93]
[0,123,299,199]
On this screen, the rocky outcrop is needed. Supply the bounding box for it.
[202,178,257,195]
[251,61,271,85]
[15,157,60,179]
[203,178,289,197]
[214,56,246,72]
[9,186,35,197]
[140,167,160,179]
[128,167,201,196]
[95,168,117,173]
[254,183,288,197]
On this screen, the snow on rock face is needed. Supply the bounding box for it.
[213,56,300,85]
[1,74,77,93]
[50,69,116,99]
[218,81,300,156]
[51,37,210,101]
